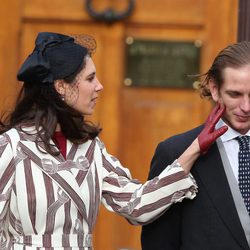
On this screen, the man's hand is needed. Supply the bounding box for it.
[198,103,228,154]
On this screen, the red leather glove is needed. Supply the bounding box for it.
[198,103,228,154]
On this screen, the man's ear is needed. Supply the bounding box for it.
[208,79,220,102]
[54,80,66,96]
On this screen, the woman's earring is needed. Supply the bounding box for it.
[61,95,65,101]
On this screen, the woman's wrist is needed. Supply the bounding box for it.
[177,139,200,174]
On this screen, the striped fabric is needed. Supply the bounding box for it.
[0,127,197,249]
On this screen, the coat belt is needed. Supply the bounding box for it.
[12,234,92,248]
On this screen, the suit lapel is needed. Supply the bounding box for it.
[193,143,249,249]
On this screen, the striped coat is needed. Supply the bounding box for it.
[0,128,197,249]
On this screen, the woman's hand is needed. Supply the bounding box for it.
[198,103,228,154]
[178,103,228,173]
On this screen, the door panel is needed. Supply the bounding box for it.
[1,0,238,249]
[0,1,21,114]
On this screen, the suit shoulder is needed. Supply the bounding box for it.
[158,125,203,148]
[148,125,203,178]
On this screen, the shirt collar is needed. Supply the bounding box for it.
[215,119,250,143]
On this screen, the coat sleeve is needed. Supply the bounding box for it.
[0,134,16,247]
[99,139,197,225]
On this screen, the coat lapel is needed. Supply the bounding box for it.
[18,140,89,219]
[193,143,249,249]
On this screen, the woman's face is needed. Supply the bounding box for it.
[56,57,103,115]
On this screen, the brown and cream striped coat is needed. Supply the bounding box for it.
[0,127,197,249]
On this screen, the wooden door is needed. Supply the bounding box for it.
[0,0,238,249]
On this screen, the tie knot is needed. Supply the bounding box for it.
[236,136,250,150]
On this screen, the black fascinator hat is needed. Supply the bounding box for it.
[17,32,96,85]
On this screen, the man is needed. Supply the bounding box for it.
[141,41,250,250]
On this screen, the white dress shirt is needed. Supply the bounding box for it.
[216,119,250,182]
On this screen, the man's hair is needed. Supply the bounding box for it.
[197,41,250,98]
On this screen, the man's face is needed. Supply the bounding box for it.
[209,65,250,134]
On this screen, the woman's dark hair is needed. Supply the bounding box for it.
[196,41,250,98]
[0,32,101,155]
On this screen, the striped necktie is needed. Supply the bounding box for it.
[236,136,250,215]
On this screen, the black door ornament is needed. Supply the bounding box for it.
[85,0,135,23]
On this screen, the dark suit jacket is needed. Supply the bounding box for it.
[141,125,250,250]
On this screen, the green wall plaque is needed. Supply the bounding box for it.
[124,38,201,88]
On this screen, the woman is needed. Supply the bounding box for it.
[0,32,227,249]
